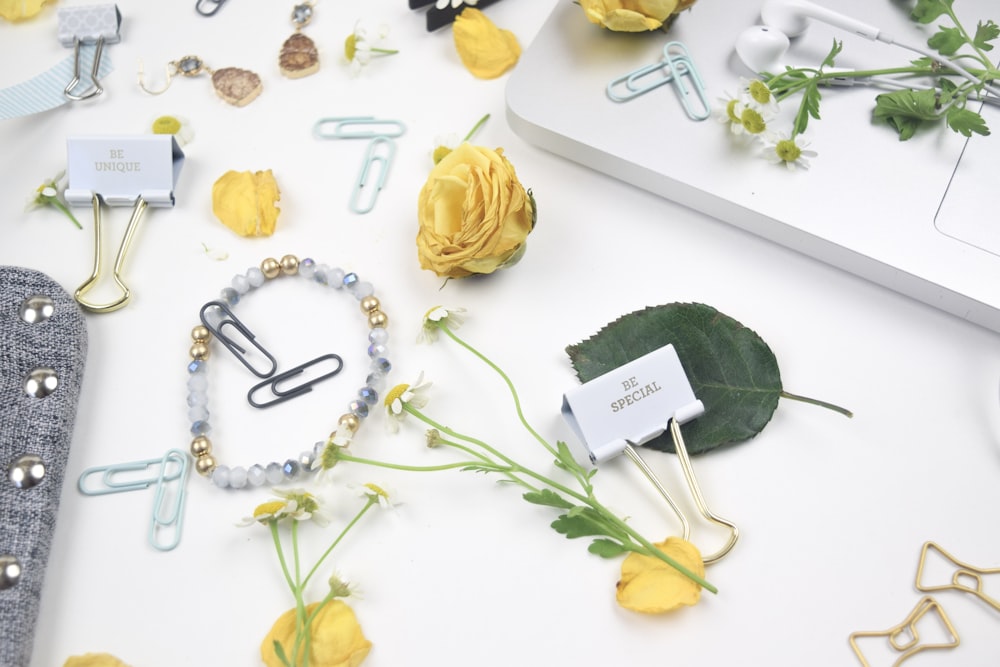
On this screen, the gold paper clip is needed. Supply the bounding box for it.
[915,541,1000,612]
[849,596,960,666]
[624,418,739,564]
[74,193,149,313]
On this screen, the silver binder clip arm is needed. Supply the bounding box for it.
[64,37,106,101]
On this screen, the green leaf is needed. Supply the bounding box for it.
[522,488,575,510]
[820,39,843,69]
[974,20,999,51]
[588,539,629,558]
[565,303,782,454]
[873,88,942,140]
[946,106,990,137]
[911,0,953,24]
[273,640,291,667]
[928,26,966,56]
[551,508,617,539]
[792,82,822,136]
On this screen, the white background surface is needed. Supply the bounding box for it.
[1,1,999,666]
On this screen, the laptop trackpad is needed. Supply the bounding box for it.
[935,112,999,256]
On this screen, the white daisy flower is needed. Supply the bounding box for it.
[418,306,467,343]
[759,132,818,170]
[384,372,432,433]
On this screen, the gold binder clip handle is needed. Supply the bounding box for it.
[74,193,149,313]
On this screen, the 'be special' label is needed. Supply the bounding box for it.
[561,344,703,463]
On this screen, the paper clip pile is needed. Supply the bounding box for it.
[606,41,711,121]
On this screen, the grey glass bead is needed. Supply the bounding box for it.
[0,555,22,590]
[229,466,248,489]
[350,281,374,299]
[211,465,231,488]
[299,258,317,279]
[8,454,45,489]
[187,372,208,392]
[190,420,211,436]
[282,459,301,478]
[265,462,285,485]
[232,274,251,294]
[292,2,313,25]
[359,386,378,405]
[247,267,266,288]
[370,357,391,374]
[220,287,240,306]
[24,367,58,398]
[247,464,266,487]
[313,264,330,285]
[366,370,387,392]
[349,400,369,419]
[342,272,359,288]
[368,343,388,358]
[187,405,209,423]
[369,327,389,345]
[188,359,206,374]
[187,390,208,407]
[18,294,55,324]
[326,267,345,286]
[298,450,315,471]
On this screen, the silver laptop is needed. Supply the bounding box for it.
[506,0,1000,332]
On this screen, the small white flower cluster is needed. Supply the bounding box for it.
[715,78,817,170]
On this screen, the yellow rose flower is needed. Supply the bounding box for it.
[416,142,535,279]
[616,537,705,613]
[0,0,49,21]
[261,601,372,667]
[211,169,281,237]
[452,8,521,79]
[579,0,681,32]
[63,654,131,667]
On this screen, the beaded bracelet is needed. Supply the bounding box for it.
[186,254,391,490]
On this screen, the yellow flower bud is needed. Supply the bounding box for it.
[452,8,521,80]
[616,537,705,613]
[62,654,131,667]
[578,0,681,32]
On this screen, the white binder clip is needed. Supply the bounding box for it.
[57,4,122,101]
[562,344,739,564]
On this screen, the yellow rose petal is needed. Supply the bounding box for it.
[261,601,372,667]
[63,654,131,667]
[616,537,705,613]
[211,169,281,237]
[452,8,521,80]
[0,0,49,21]
[579,0,679,32]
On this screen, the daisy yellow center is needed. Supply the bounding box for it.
[253,501,286,518]
[747,80,772,105]
[384,383,410,407]
[740,108,766,134]
[344,34,357,60]
[152,115,182,135]
[364,482,389,499]
[775,139,802,163]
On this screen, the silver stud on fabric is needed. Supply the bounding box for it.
[8,454,46,489]
[18,294,55,324]
[23,367,59,398]
[0,555,22,590]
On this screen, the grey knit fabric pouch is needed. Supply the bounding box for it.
[0,266,88,667]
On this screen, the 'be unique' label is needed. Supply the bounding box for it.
[65,135,184,208]
[561,344,703,463]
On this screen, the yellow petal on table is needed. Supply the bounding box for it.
[616,537,705,613]
[63,654,131,667]
[261,601,372,667]
[0,0,49,21]
[211,169,281,237]
[452,8,521,80]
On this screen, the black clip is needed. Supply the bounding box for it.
[195,0,227,16]
[199,301,277,378]
[247,354,344,408]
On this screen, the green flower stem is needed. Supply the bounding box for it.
[403,405,716,592]
[941,5,991,64]
[463,114,490,142]
[301,497,378,590]
[437,323,559,457]
[270,521,298,596]
[49,199,83,229]
[780,390,853,418]
[435,435,543,493]
[371,47,398,55]
[335,450,488,473]
[293,589,337,666]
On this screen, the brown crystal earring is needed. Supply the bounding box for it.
[279,2,320,78]
[138,55,263,107]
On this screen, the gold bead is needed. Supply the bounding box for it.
[360,295,380,314]
[190,435,212,457]
[279,254,299,275]
[190,342,210,360]
[368,310,388,329]
[261,257,281,279]
[194,454,217,476]
[338,413,360,433]
[191,325,211,343]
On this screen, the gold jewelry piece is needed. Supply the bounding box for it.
[279,2,320,78]
[138,55,262,107]
[849,596,960,666]
[915,541,1000,612]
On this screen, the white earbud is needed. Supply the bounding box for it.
[760,0,883,41]
[735,25,790,73]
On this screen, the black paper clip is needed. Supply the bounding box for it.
[247,353,344,408]
[195,0,228,16]
[199,300,278,378]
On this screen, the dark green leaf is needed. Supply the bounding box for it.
[928,26,966,56]
[565,303,782,454]
[522,488,575,510]
[793,82,822,136]
[873,89,943,140]
[588,539,629,558]
[946,106,990,137]
[911,0,953,24]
